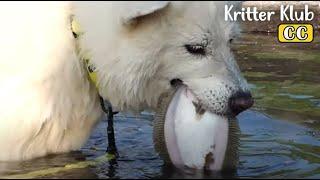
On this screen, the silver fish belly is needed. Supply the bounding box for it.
[153,86,239,171]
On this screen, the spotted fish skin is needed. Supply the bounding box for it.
[222,118,240,171]
[153,91,174,163]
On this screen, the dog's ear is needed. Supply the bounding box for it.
[118,1,170,26]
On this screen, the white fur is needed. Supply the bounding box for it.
[0,1,246,161]
[0,2,102,161]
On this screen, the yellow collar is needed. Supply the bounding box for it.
[71,16,99,90]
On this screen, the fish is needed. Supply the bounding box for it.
[153,86,240,171]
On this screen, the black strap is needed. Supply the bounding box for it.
[99,96,118,156]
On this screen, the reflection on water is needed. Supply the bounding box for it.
[0,32,320,178]
[234,32,320,130]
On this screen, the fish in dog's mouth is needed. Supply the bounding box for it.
[169,79,212,117]
[153,79,252,171]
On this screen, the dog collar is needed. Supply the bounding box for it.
[71,17,118,155]
[71,16,99,90]
[71,16,116,114]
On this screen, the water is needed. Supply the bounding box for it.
[0,32,319,179]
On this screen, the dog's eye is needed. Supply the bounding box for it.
[185,44,206,56]
[229,38,234,44]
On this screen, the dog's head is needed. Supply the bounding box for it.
[76,1,252,116]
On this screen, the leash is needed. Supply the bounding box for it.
[71,16,118,156]
[99,97,118,156]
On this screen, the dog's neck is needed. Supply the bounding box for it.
[71,16,99,91]
[71,15,113,116]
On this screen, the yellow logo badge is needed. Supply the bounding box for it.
[278,24,313,43]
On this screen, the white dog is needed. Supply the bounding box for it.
[0,1,251,162]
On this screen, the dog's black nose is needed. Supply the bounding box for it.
[228,91,254,116]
